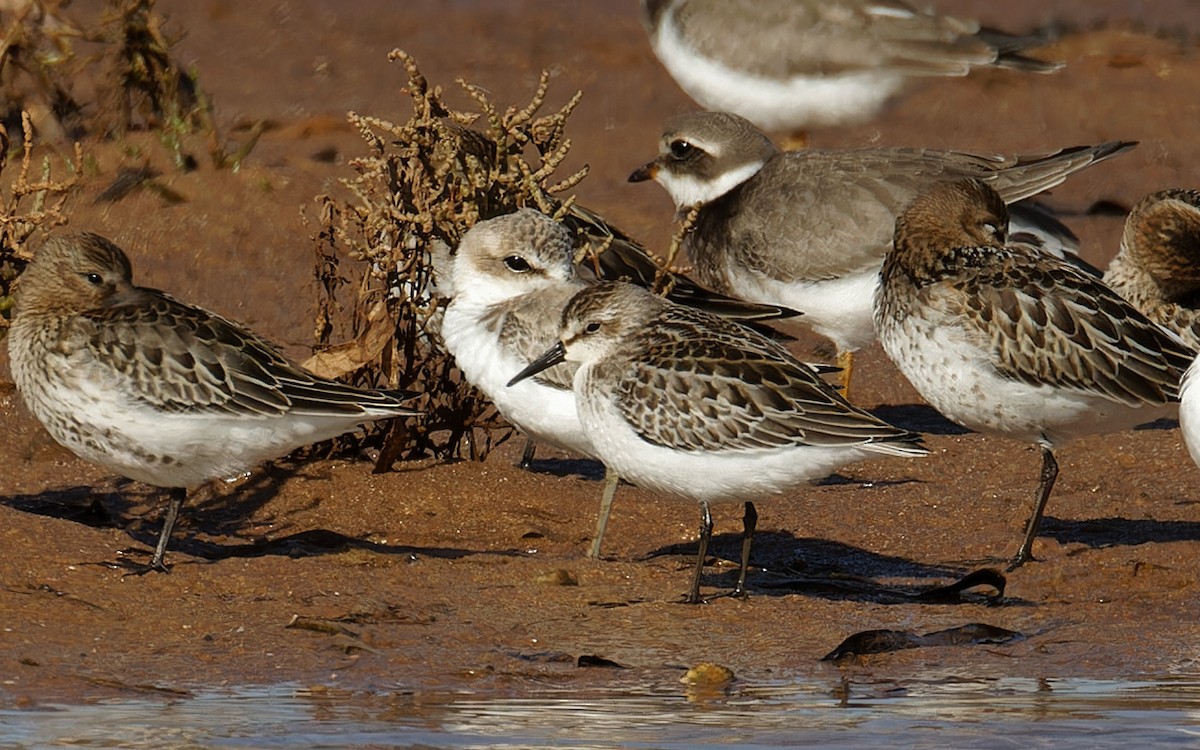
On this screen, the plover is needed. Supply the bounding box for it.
[7,233,419,571]
[509,281,926,603]
[875,180,1192,568]
[1103,189,1200,351]
[440,209,621,558]
[630,111,1135,391]
[640,0,1060,138]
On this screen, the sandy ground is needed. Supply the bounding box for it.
[3,0,1200,706]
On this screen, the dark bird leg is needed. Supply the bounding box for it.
[732,501,758,598]
[517,439,537,470]
[1009,446,1058,571]
[686,501,715,604]
[148,487,187,572]
[588,467,620,559]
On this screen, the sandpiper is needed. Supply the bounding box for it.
[875,180,1193,568]
[440,209,621,558]
[509,281,926,603]
[630,111,1135,392]
[640,0,1061,138]
[7,233,419,571]
[1103,188,1200,351]
[440,208,802,558]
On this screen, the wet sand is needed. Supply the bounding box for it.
[3,0,1200,705]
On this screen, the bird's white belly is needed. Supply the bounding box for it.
[577,372,873,504]
[22,373,338,488]
[653,21,903,130]
[726,263,881,352]
[442,301,593,457]
[882,312,1175,447]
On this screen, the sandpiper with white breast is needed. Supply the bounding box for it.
[630,111,1135,393]
[875,179,1193,569]
[640,0,1061,139]
[509,281,926,603]
[440,209,622,558]
[7,233,419,571]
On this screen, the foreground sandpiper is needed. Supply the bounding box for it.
[640,0,1061,138]
[7,233,418,571]
[1103,188,1200,351]
[875,180,1193,568]
[441,208,802,558]
[509,281,926,603]
[630,111,1135,392]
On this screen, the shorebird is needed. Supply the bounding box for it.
[440,209,620,558]
[1103,188,1200,351]
[439,207,802,558]
[630,111,1134,393]
[7,233,419,571]
[640,0,1060,140]
[875,179,1193,568]
[509,280,926,602]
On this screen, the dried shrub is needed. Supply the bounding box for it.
[0,0,257,171]
[0,111,84,333]
[0,0,86,141]
[308,49,594,464]
[86,0,261,170]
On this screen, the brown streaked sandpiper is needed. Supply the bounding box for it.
[1103,188,1200,351]
[509,280,925,603]
[875,180,1192,569]
[7,233,419,571]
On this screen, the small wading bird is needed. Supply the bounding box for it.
[509,281,925,603]
[7,233,419,571]
[875,180,1193,569]
[629,111,1133,396]
[1103,188,1200,351]
[640,0,1061,143]
[439,207,800,558]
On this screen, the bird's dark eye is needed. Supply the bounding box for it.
[668,139,694,159]
[83,272,104,286]
[503,255,532,273]
[584,321,601,334]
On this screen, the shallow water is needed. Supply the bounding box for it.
[4,676,1200,749]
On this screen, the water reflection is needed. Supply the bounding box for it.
[3,676,1200,749]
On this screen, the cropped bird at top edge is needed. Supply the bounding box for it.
[1103,188,1200,352]
[509,280,925,603]
[640,0,1061,142]
[875,179,1193,569]
[629,110,1135,396]
[7,232,418,572]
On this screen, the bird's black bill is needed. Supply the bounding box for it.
[627,161,657,183]
[507,341,567,387]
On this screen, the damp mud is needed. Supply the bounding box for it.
[2,0,1200,741]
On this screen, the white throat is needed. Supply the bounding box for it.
[658,160,764,209]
